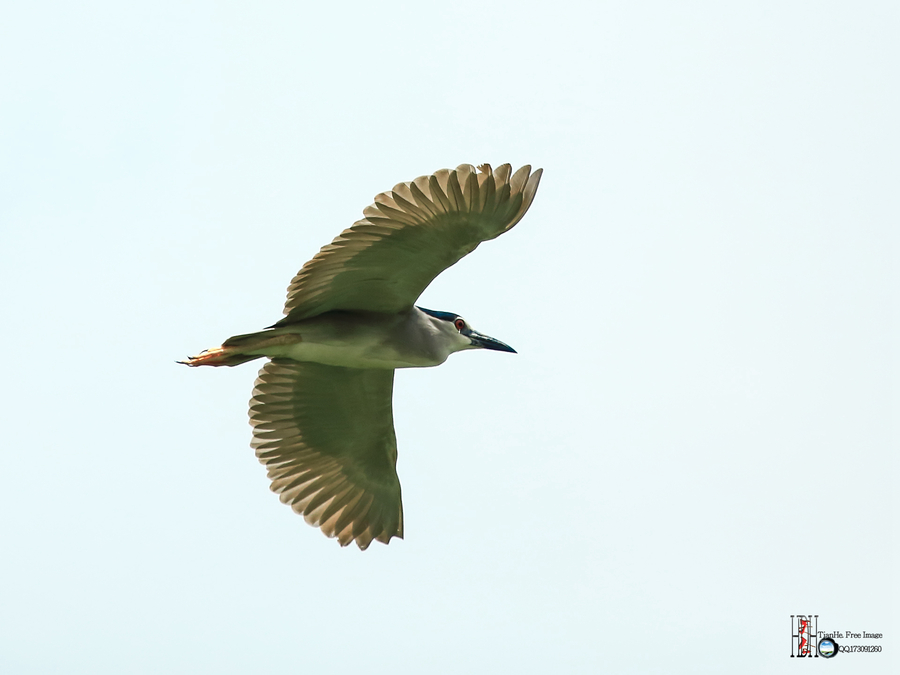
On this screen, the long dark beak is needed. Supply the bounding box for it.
[462,328,517,353]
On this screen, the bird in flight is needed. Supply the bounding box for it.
[180,163,542,549]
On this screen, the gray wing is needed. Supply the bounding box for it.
[249,359,403,550]
[276,163,542,324]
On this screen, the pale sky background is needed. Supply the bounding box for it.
[1,2,896,673]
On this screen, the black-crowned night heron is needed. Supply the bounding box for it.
[181,163,542,549]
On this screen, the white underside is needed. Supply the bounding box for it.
[256,339,445,369]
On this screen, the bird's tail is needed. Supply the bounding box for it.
[178,329,303,367]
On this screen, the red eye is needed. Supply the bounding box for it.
[454,318,466,331]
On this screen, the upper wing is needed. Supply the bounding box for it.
[249,359,403,550]
[276,163,542,324]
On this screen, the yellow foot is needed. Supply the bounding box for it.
[177,346,237,367]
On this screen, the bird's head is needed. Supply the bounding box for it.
[417,307,516,355]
